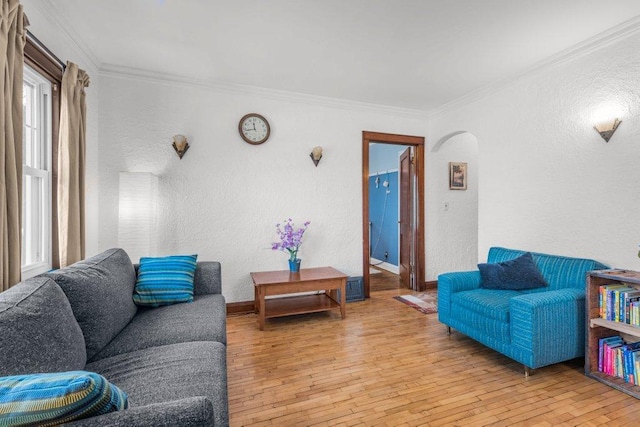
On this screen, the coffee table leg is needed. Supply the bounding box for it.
[340,280,346,319]
[254,286,259,314]
[258,288,266,331]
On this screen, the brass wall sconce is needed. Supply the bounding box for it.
[172,134,190,159]
[594,118,622,143]
[310,146,323,167]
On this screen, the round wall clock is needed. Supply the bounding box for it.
[239,113,270,145]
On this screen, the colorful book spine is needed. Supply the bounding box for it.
[598,336,640,385]
[598,284,640,324]
[623,343,640,382]
[599,336,622,372]
[599,284,628,320]
[622,291,640,323]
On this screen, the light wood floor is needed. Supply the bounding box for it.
[369,267,404,292]
[227,287,640,426]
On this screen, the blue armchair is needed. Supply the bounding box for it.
[437,247,608,374]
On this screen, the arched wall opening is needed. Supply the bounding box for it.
[426,130,479,280]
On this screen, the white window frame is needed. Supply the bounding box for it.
[21,65,52,279]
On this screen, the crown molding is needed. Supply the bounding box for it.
[25,0,102,73]
[99,63,428,119]
[27,1,640,121]
[429,15,640,120]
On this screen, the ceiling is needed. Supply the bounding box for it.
[44,0,640,112]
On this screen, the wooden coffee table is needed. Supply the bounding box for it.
[250,267,348,330]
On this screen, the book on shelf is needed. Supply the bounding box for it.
[600,284,629,320]
[599,336,623,372]
[624,291,640,324]
[635,351,640,385]
[598,335,640,385]
[599,283,640,324]
[632,301,640,326]
[623,343,640,384]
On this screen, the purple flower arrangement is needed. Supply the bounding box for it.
[272,219,310,261]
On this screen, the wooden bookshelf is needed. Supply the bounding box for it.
[586,269,640,399]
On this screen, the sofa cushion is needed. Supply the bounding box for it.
[0,371,128,426]
[452,288,521,323]
[449,303,512,343]
[479,252,548,290]
[92,294,227,361]
[86,341,228,427]
[45,248,138,361]
[63,397,213,427]
[487,247,608,291]
[0,277,86,376]
[133,254,198,307]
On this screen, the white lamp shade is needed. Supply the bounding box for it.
[118,172,158,262]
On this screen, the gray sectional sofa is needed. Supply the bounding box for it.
[0,248,228,426]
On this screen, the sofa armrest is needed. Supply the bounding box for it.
[438,271,481,293]
[510,288,585,368]
[64,396,214,427]
[194,262,222,296]
[437,271,481,323]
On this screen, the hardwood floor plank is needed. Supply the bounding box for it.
[227,288,640,426]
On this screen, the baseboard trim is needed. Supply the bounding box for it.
[227,281,437,313]
[424,280,437,290]
[370,258,400,274]
[227,301,255,315]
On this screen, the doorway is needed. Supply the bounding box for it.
[362,131,425,298]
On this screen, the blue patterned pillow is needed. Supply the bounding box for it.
[133,254,198,307]
[0,371,128,425]
[478,252,548,290]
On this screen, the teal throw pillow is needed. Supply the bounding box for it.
[133,254,198,307]
[478,252,548,290]
[0,371,128,426]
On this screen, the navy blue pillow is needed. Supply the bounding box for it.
[478,252,548,290]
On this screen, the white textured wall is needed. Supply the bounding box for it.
[99,75,428,302]
[430,32,640,269]
[32,1,636,290]
[22,0,101,258]
[425,133,479,277]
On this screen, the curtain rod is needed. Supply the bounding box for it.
[26,30,66,70]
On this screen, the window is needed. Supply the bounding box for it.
[22,65,52,278]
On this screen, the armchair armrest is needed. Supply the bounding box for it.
[437,271,481,323]
[194,262,222,296]
[438,271,481,293]
[510,288,585,368]
[64,396,214,427]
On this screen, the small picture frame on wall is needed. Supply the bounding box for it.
[449,162,467,190]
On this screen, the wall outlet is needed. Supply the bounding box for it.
[443,202,450,211]
[384,251,388,259]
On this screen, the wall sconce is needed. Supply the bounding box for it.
[594,118,622,143]
[310,146,323,167]
[172,134,190,159]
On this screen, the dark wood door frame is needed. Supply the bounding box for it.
[362,131,425,298]
[398,147,412,289]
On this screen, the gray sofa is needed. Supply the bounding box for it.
[0,248,228,426]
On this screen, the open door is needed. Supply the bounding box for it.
[362,131,425,298]
[398,148,413,289]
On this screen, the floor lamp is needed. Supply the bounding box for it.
[118,172,159,263]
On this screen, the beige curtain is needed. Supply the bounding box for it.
[58,61,89,267]
[0,0,26,291]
